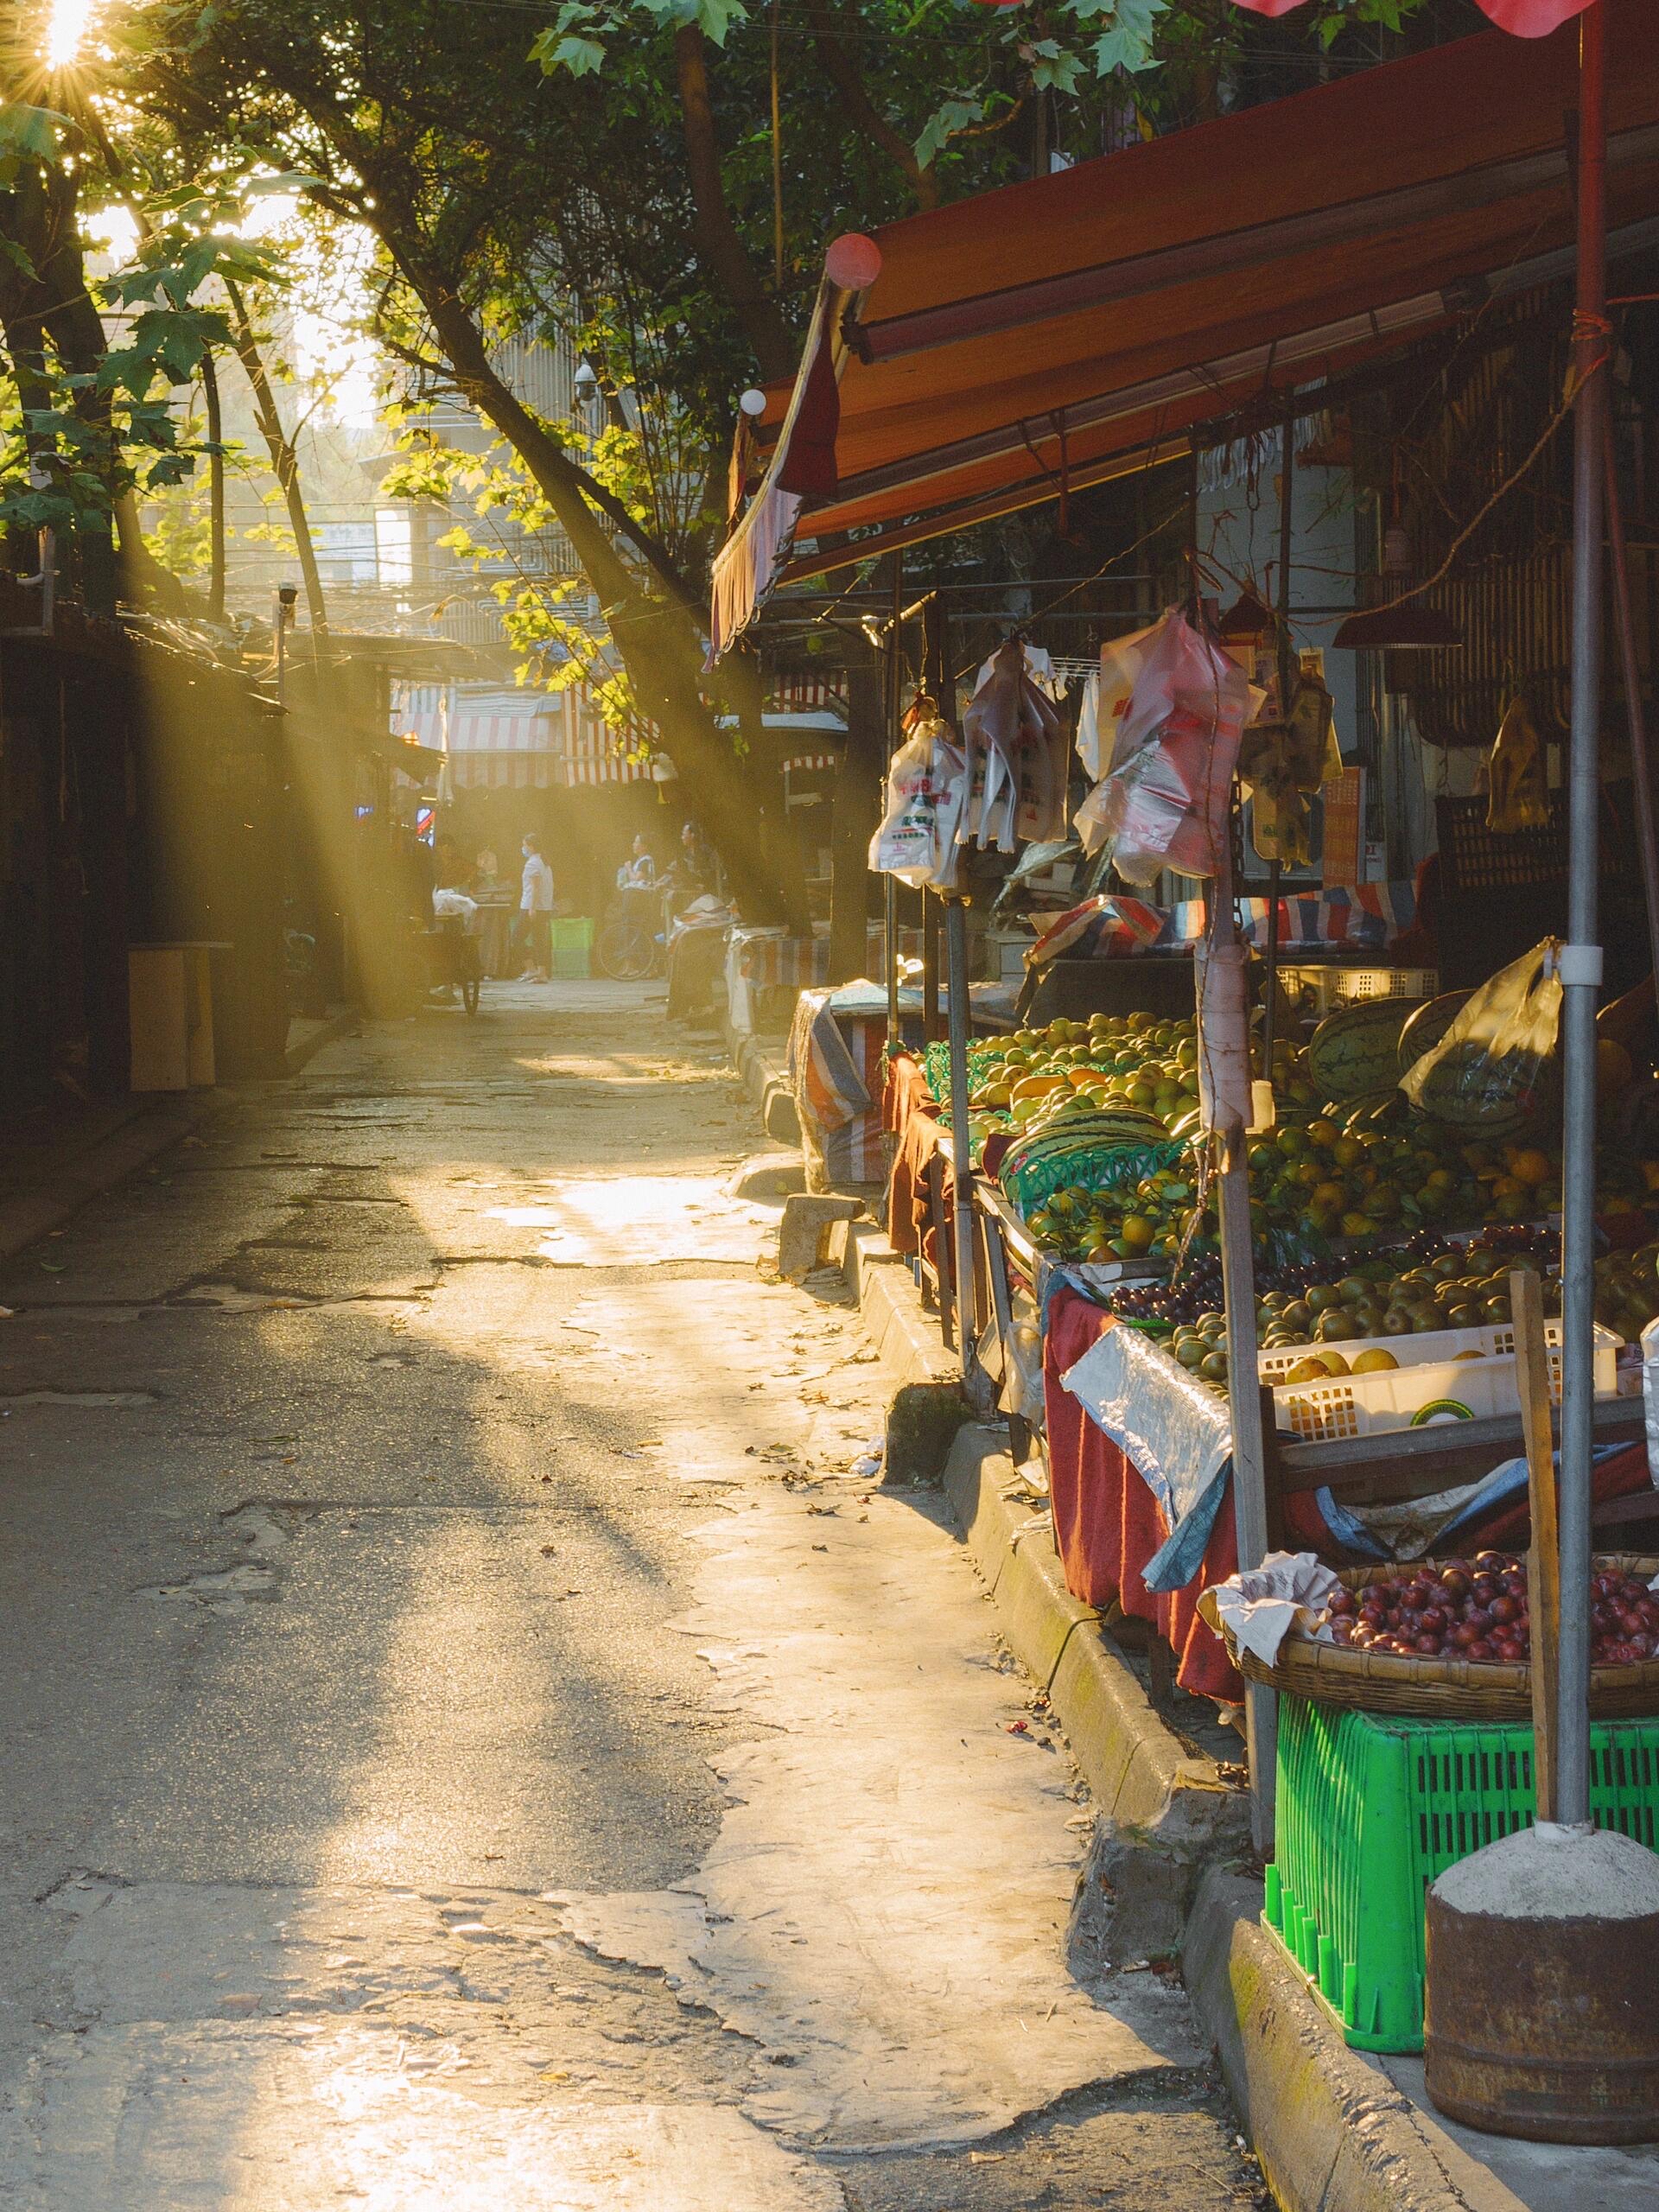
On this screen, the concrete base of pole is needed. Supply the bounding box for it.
[1425,1822,1659,2144]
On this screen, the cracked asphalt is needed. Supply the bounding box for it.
[0,979,1266,2208]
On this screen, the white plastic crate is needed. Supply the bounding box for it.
[1259,1314,1581,1383]
[1277,964,1439,1018]
[1268,1321,1622,1443]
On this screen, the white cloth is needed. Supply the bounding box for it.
[433,889,477,920]
[520,855,554,913]
[1201,1553,1344,1667]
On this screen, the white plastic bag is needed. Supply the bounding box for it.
[868,706,965,889]
[961,641,1069,851]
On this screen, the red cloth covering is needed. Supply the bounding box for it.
[883,1054,950,1271]
[1467,1440,1655,1553]
[1043,1292,1245,1701]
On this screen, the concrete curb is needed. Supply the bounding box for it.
[941,1422,1248,1847]
[824,1217,969,1480]
[721,1000,798,1145]
[1183,1869,1531,2212]
[284,1006,359,1075]
[0,1091,222,1266]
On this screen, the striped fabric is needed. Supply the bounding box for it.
[737,925,925,990]
[770,675,848,714]
[786,990,890,1185]
[1159,882,1418,950]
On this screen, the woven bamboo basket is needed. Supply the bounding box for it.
[1230,1555,1659,1721]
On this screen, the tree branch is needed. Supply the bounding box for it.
[672,25,793,383]
[223,276,329,632]
[813,5,938,213]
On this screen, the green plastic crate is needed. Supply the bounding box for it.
[1264,1696,1659,2054]
[549,916,594,979]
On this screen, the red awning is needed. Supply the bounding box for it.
[710,0,1659,648]
[1233,0,1592,35]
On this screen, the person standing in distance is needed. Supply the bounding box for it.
[516,834,555,982]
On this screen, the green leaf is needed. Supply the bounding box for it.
[533,29,608,76]
[1080,0,1169,73]
[1025,41,1084,95]
[914,96,984,168]
[0,102,69,162]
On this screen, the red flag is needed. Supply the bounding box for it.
[1228,0,1593,34]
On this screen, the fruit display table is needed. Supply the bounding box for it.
[1040,1281,1654,1701]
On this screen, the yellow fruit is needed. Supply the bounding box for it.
[1317,1351,1351,1376]
[1506,1147,1551,1187]
[1452,1349,1486,1361]
[1286,1357,1331,1385]
[1351,1348,1399,1373]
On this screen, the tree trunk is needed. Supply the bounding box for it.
[224,279,328,634]
[415,279,787,921]
[673,27,794,382]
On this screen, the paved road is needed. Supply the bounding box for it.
[0,981,1265,2209]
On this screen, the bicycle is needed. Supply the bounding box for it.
[594,888,666,982]
[423,913,482,1014]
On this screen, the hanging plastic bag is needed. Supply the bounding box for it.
[1075,670,1103,781]
[868,704,965,889]
[1486,692,1551,833]
[1401,938,1564,1133]
[1075,610,1262,885]
[961,641,1069,850]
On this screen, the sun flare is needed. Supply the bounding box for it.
[44,0,96,70]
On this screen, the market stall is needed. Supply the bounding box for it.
[714,0,1659,2117]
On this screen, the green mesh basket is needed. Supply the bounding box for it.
[924,1039,997,1103]
[1000,1138,1187,1217]
[1265,1696,1659,2054]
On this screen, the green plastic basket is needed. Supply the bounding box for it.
[1264,1697,1659,2054]
[550,916,594,979]
[924,1039,995,1103]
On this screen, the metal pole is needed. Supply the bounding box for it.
[923,593,948,1042]
[1558,2,1608,1831]
[884,554,903,1053]
[1603,417,1659,988]
[944,894,978,1385]
[1262,400,1296,1071]
[1205,636,1276,1857]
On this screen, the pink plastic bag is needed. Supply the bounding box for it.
[1076,611,1260,884]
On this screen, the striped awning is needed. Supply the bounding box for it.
[450,713,557,753]
[453,752,556,791]
[560,717,653,788]
[390,679,655,789]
